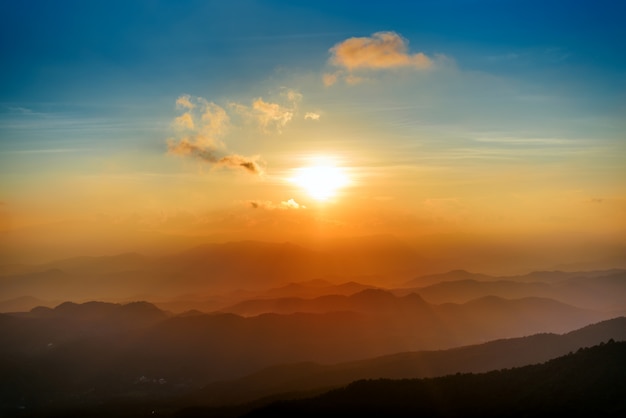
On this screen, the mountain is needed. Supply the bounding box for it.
[0,296,53,313]
[0,238,424,302]
[405,269,495,287]
[222,288,606,341]
[244,340,626,417]
[406,268,626,287]
[1,306,622,417]
[3,242,622,307]
[261,279,379,299]
[188,316,626,408]
[0,294,606,409]
[221,288,430,316]
[399,269,626,312]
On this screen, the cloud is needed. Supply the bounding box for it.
[232,88,302,133]
[284,88,303,103]
[281,198,303,209]
[323,72,339,87]
[252,98,293,132]
[168,139,263,174]
[247,198,305,210]
[326,31,435,85]
[176,94,195,110]
[170,96,229,148]
[200,101,229,140]
[167,95,262,174]
[331,31,432,70]
[217,154,263,174]
[168,89,316,174]
[173,112,194,130]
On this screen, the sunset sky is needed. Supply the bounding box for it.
[1,0,625,270]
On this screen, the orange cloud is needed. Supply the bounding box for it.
[175,94,195,110]
[168,139,263,174]
[330,31,433,71]
[326,32,435,85]
[233,89,302,133]
[167,95,262,174]
[216,154,264,174]
[173,112,194,130]
[252,98,293,132]
[200,101,229,139]
[248,198,305,210]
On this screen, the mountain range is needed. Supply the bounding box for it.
[244,340,626,417]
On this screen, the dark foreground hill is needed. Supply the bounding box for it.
[187,316,626,407]
[244,340,626,417]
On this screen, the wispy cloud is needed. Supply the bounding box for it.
[231,88,302,133]
[167,95,263,174]
[168,89,318,173]
[252,98,293,131]
[175,94,195,110]
[167,139,263,174]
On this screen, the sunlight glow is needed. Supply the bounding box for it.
[291,162,349,201]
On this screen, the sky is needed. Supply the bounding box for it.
[1,0,625,271]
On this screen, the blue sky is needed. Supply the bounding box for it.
[2,0,624,102]
[0,0,625,267]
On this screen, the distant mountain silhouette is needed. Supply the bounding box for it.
[222,289,606,342]
[2,241,622,311]
[261,279,379,299]
[0,238,425,301]
[406,268,625,287]
[405,269,494,287]
[0,295,53,313]
[222,288,430,316]
[244,340,626,417]
[400,269,626,312]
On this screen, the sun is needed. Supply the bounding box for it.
[291,162,349,201]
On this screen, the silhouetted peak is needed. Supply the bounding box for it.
[402,292,429,305]
[565,316,626,340]
[43,300,166,323]
[30,305,54,315]
[177,309,205,317]
[116,301,165,317]
[55,300,117,314]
